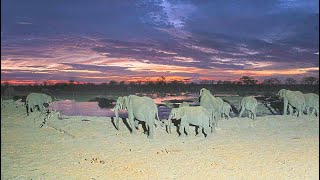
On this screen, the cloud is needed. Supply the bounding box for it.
[1,0,319,84]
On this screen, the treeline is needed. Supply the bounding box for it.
[1,76,319,96]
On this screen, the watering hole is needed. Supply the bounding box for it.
[49,93,281,118]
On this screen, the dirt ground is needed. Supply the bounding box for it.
[1,101,319,179]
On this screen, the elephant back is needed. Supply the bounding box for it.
[286,91,305,108]
[304,93,319,107]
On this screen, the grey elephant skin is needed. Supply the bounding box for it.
[277,89,305,117]
[199,88,223,127]
[112,95,159,139]
[179,102,190,108]
[238,96,258,120]
[168,106,214,137]
[303,93,319,116]
[26,93,53,115]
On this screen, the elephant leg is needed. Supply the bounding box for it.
[167,120,172,134]
[115,111,120,130]
[128,112,136,134]
[179,120,186,137]
[134,120,139,130]
[27,105,31,116]
[215,116,219,129]
[210,114,215,133]
[227,113,231,119]
[185,124,191,136]
[298,105,304,117]
[288,105,294,116]
[39,103,45,113]
[210,120,215,134]
[203,126,210,137]
[238,108,244,118]
[310,108,314,115]
[283,99,288,115]
[306,107,310,115]
[147,121,154,139]
[252,109,256,120]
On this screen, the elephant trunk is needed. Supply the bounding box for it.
[113,107,120,130]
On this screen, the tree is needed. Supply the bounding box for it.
[216,80,223,84]
[43,81,48,86]
[301,76,319,85]
[128,81,136,86]
[239,76,258,85]
[119,81,126,86]
[263,78,281,85]
[156,76,166,86]
[222,80,232,84]
[108,80,118,86]
[284,77,297,85]
[68,80,75,84]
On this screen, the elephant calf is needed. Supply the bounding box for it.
[239,96,258,120]
[168,106,215,137]
[26,93,53,115]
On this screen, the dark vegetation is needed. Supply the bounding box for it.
[89,97,115,108]
[1,76,319,101]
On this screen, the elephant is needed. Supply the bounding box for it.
[303,93,319,116]
[178,102,190,108]
[26,93,53,115]
[238,96,258,120]
[276,89,305,117]
[112,95,160,138]
[199,88,223,127]
[222,102,232,119]
[167,106,215,137]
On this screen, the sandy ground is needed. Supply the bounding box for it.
[1,101,319,180]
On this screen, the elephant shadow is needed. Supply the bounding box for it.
[111,117,149,134]
[261,96,283,115]
[111,117,131,132]
[167,119,182,135]
[169,120,205,136]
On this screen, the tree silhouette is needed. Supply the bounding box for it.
[285,77,297,85]
[301,76,318,85]
[239,76,258,85]
[263,78,281,85]
[108,80,118,86]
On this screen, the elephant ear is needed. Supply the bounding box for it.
[200,88,205,97]
[277,89,287,98]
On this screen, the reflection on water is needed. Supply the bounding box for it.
[50,100,115,117]
[50,100,173,119]
[49,94,199,118]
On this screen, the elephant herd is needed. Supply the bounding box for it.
[277,89,319,117]
[113,88,318,139]
[21,88,319,139]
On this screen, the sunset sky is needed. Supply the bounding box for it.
[1,0,319,84]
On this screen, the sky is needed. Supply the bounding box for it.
[1,0,319,84]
